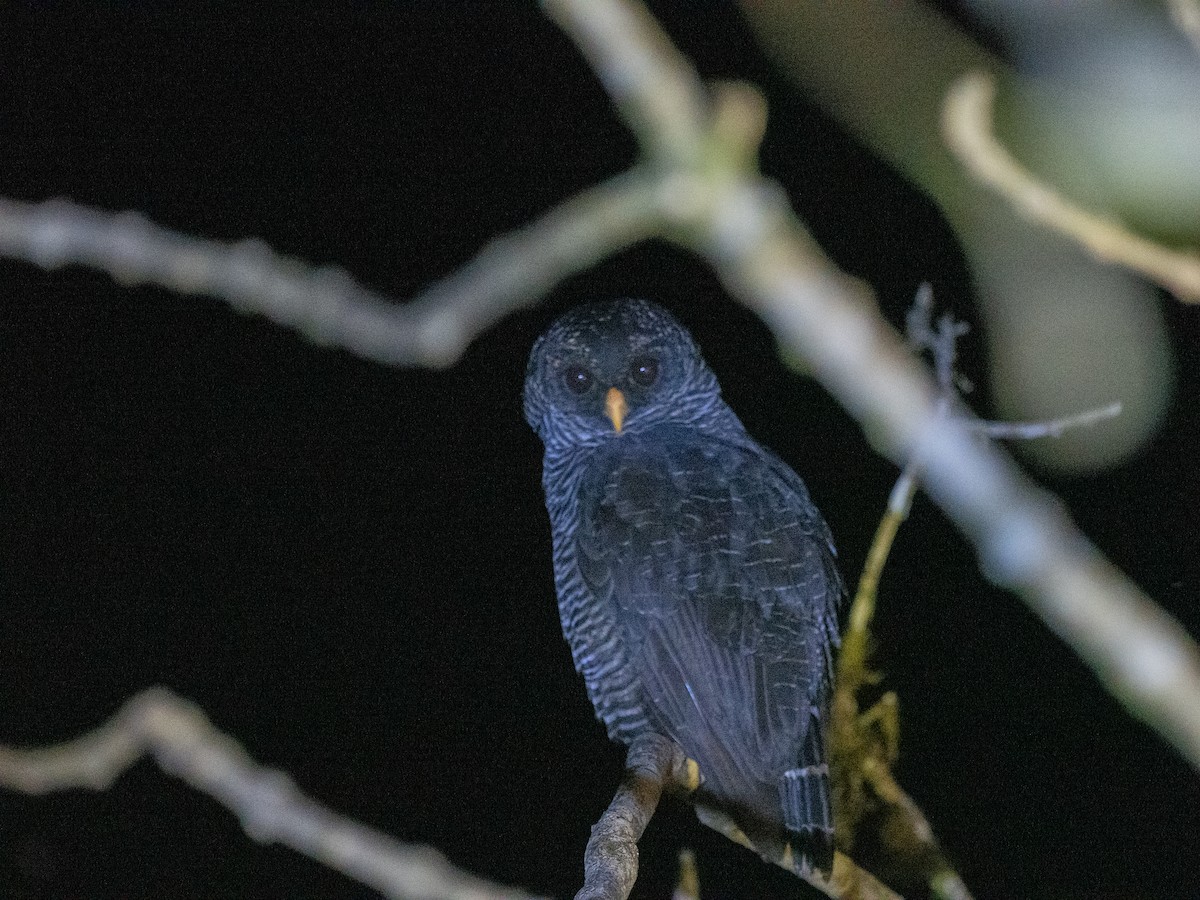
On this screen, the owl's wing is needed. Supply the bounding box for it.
[575,430,840,837]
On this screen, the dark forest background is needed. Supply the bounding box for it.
[2,3,1199,899]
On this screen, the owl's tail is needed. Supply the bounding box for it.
[779,709,834,874]
[691,709,834,877]
[780,762,834,874]
[693,794,833,878]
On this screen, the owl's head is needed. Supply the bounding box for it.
[524,299,733,449]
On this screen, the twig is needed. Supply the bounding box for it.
[835,290,1122,900]
[906,284,1123,441]
[976,403,1123,440]
[0,688,539,900]
[904,282,970,394]
[840,466,917,690]
[941,71,1200,301]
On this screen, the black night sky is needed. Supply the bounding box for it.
[3,4,1200,899]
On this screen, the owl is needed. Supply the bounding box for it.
[524,299,841,873]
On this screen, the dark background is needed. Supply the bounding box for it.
[2,3,1199,899]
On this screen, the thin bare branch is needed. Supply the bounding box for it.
[0,170,661,369]
[0,688,539,900]
[976,402,1123,440]
[842,467,917,680]
[904,283,970,394]
[942,71,1200,301]
[905,287,1122,441]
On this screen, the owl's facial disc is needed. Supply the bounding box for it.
[605,387,628,433]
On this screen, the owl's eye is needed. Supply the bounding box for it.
[563,364,595,394]
[629,355,660,387]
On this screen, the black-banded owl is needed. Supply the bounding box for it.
[523,299,841,874]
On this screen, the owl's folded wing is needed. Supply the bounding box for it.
[575,434,840,828]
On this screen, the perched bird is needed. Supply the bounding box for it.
[524,299,842,874]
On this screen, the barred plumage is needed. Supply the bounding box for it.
[525,299,842,873]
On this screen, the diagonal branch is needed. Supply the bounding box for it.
[0,688,540,900]
[575,735,688,900]
[543,0,1200,776]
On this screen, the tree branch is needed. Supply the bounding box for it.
[941,71,1200,301]
[0,170,661,368]
[578,736,901,900]
[0,688,539,900]
[575,735,687,900]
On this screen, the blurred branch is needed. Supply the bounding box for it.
[833,288,1120,900]
[552,0,1200,777]
[737,0,1169,474]
[0,171,661,368]
[942,72,1200,301]
[672,850,700,900]
[0,688,538,900]
[733,0,998,200]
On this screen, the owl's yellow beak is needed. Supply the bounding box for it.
[605,387,627,433]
